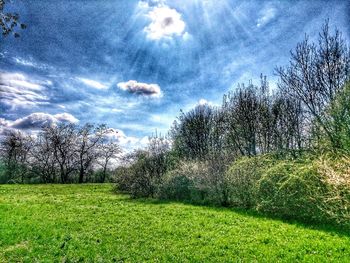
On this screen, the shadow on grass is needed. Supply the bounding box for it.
[118,192,350,238]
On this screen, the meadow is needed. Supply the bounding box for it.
[0,184,350,262]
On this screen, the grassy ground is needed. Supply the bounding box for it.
[0,184,350,262]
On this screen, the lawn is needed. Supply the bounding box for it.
[0,184,349,262]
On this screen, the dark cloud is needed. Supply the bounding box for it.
[9,112,78,130]
[117,80,162,97]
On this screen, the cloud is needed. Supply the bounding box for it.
[257,7,277,28]
[111,108,123,113]
[54,113,80,124]
[198,99,210,106]
[10,112,79,130]
[117,80,162,97]
[0,71,50,110]
[104,128,148,151]
[13,57,50,70]
[143,3,188,40]
[0,112,79,138]
[77,77,108,90]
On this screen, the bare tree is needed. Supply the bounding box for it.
[0,131,32,182]
[43,123,77,183]
[30,131,57,183]
[223,83,260,157]
[171,104,214,160]
[97,141,121,183]
[270,92,305,154]
[75,124,108,183]
[276,20,350,148]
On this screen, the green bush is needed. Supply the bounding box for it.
[158,161,223,205]
[224,153,350,227]
[255,159,329,222]
[315,82,350,151]
[224,155,275,208]
[314,154,350,226]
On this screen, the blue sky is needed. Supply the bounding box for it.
[0,0,349,149]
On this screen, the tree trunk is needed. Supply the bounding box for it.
[79,166,84,183]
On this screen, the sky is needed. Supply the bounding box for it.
[0,0,349,150]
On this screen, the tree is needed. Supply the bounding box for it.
[0,0,26,38]
[276,21,350,149]
[97,141,121,183]
[270,92,305,154]
[75,124,108,183]
[0,131,32,182]
[43,123,77,183]
[30,131,57,183]
[223,83,260,157]
[171,104,214,160]
[324,81,350,151]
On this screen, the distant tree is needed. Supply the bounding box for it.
[75,124,109,183]
[114,134,171,198]
[223,82,260,157]
[171,104,214,160]
[323,81,350,151]
[270,92,305,154]
[276,20,350,149]
[43,123,78,183]
[146,134,171,192]
[30,131,58,183]
[0,131,32,182]
[97,141,121,183]
[0,0,26,38]
[256,75,272,154]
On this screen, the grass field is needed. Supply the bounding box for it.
[0,184,350,262]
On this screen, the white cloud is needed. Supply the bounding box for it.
[198,99,210,106]
[117,80,162,98]
[111,108,123,113]
[54,113,79,124]
[13,57,51,70]
[77,77,108,90]
[0,71,49,110]
[141,2,188,41]
[13,57,37,67]
[257,7,277,28]
[104,128,148,151]
[196,99,217,107]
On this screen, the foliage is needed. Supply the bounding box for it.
[224,153,350,227]
[114,135,171,198]
[255,157,328,222]
[225,155,275,208]
[0,123,120,184]
[0,0,26,37]
[276,21,350,149]
[158,160,221,205]
[324,82,350,151]
[171,104,215,160]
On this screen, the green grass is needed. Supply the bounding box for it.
[0,185,350,262]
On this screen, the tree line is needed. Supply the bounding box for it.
[0,123,120,183]
[114,21,350,209]
[171,21,349,162]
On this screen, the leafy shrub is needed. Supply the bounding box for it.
[224,153,350,227]
[315,153,350,226]
[158,161,224,205]
[255,158,329,222]
[328,82,350,151]
[224,155,276,208]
